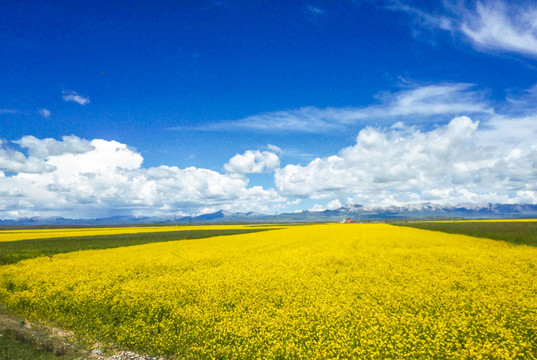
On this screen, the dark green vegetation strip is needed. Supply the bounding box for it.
[396,221,537,246]
[0,333,75,360]
[0,228,278,265]
[0,304,80,360]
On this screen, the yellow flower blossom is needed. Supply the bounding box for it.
[0,224,536,358]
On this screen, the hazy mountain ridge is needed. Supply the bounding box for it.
[2,203,537,226]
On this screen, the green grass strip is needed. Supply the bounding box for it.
[0,228,278,265]
[0,332,76,360]
[395,221,537,246]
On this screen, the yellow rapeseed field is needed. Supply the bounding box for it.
[426,219,537,223]
[1,224,536,359]
[0,224,261,242]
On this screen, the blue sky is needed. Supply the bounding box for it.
[1,0,537,219]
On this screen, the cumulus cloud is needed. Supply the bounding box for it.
[391,0,537,58]
[0,158,53,175]
[327,199,343,210]
[309,203,327,212]
[224,150,280,174]
[274,116,537,205]
[0,137,284,219]
[0,144,55,174]
[192,83,491,133]
[15,135,94,157]
[62,90,90,105]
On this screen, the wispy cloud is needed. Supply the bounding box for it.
[62,90,90,106]
[389,0,537,58]
[38,109,51,118]
[460,2,537,57]
[386,2,454,31]
[0,109,19,114]
[267,144,283,153]
[185,83,492,133]
[306,5,326,16]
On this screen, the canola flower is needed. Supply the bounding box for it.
[424,219,537,223]
[0,224,536,359]
[0,224,265,242]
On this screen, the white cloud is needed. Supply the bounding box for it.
[4,80,537,218]
[0,139,55,174]
[386,2,454,31]
[327,199,343,210]
[476,114,537,149]
[504,84,537,115]
[62,90,90,105]
[0,137,284,219]
[309,203,327,212]
[460,1,537,57]
[306,5,326,16]
[15,135,94,157]
[391,0,537,58]
[38,109,51,118]
[0,149,55,174]
[224,150,280,174]
[274,116,537,205]
[309,199,344,212]
[267,144,282,153]
[193,83,491,133]
[0,109,19,114]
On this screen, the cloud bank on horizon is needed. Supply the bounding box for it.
[2,82,537,219]
[0,136,285,219]
[2,0,537,219]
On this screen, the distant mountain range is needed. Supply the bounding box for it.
[2,203,537,226]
